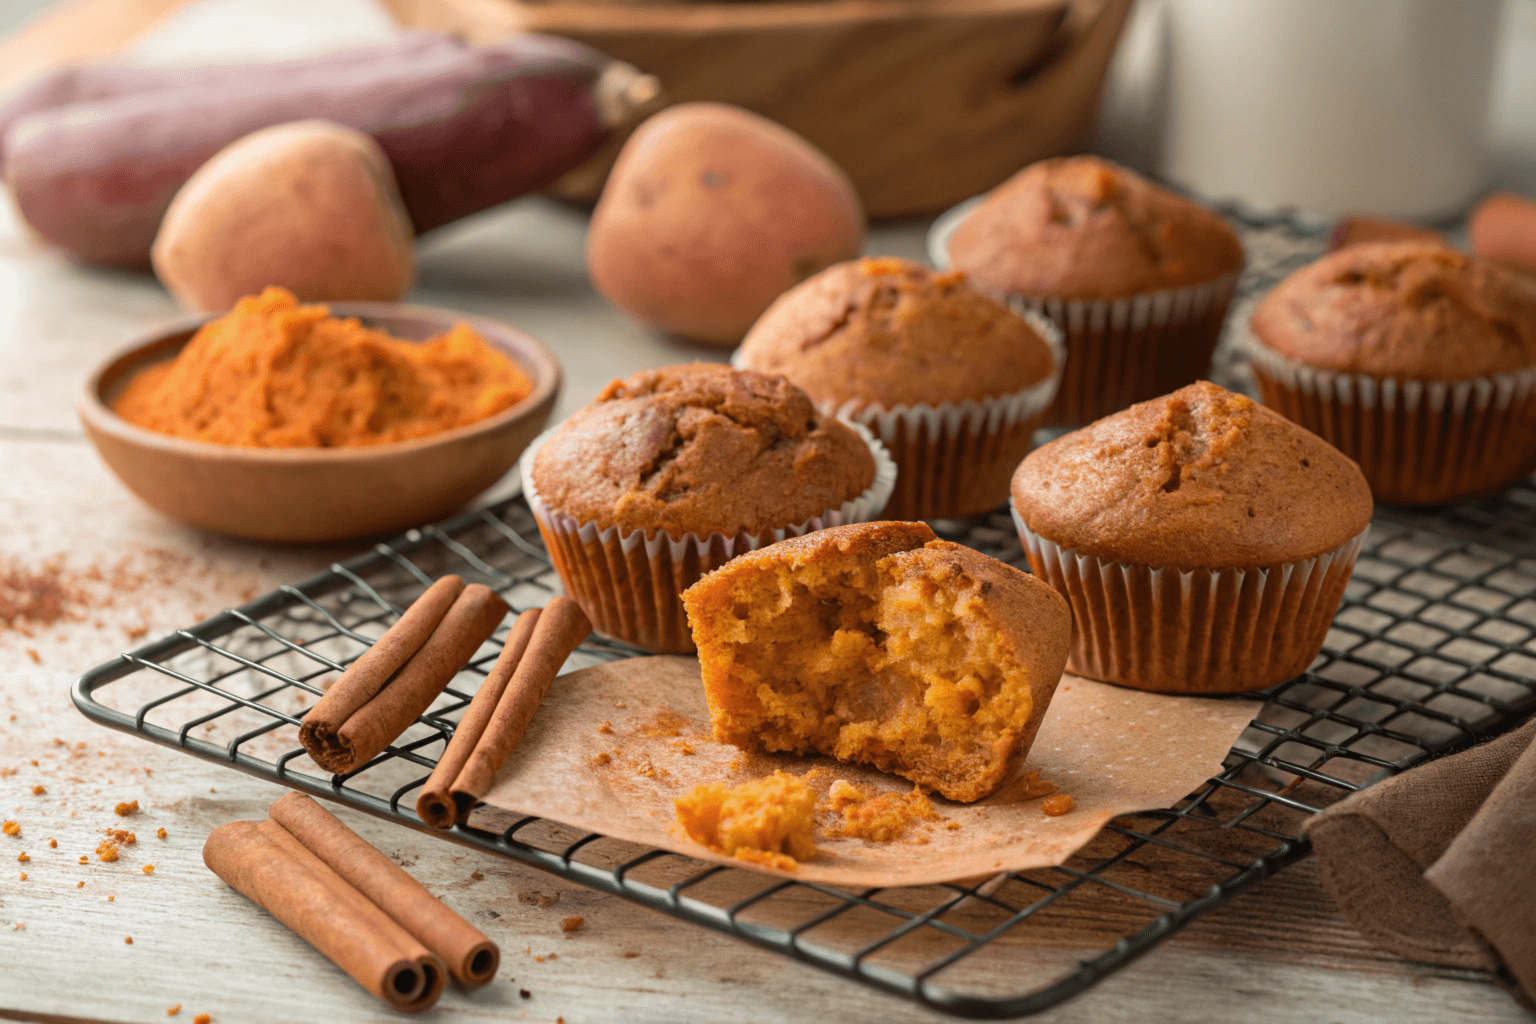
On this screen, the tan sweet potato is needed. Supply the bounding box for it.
[587,103,865,346]
[151,121,414,311]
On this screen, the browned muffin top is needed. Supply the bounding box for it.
[1011,381,1372,569]
[947,156,1244,300]
[737,257,1056,408]
[1249,241,1536,379]
[530,363,877,539]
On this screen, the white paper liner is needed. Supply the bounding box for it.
[928,194,1241,426]
[733,310,1064,518]
[1012,505,1368,694]
[1245,333,1536,415]
[519,421,897,653]
[1246,333,1536,503]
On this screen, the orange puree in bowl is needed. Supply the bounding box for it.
[114,288,533,448]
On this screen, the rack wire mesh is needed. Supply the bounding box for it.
[73,488,1536,1019]
[70,220,1536,1016]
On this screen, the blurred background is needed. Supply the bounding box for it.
[3,0,1533,223]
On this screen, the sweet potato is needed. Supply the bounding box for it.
[0,34,461,171]
[5,34,622,266]
[1469,192,1536,274]
[587,103,865,346]
[152,121,415,311]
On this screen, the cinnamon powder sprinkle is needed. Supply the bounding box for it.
[115,800,139,816]
[1041,793,1076,817]
[25,648,40,664]
[560,916,584,934]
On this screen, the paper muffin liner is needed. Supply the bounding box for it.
[519,422,897,654]
[734,310,1065,520]
[1246,335,1536,505]
[927,196,1240,428]
[1012,507,1367,694]
[993,275,1239,428]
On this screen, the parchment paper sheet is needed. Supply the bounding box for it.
[481,657,1259,887]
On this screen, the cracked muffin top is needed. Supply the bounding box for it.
[1011,381,1372,569]
[946,156,1244,300]
[1250,241,1536,380]
[530,363,877,539]
[736,257,1056,408]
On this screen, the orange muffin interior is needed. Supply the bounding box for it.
[683,523,1071,803]
[674,770,818,871]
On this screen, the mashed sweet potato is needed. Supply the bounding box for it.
[115,287,532,447]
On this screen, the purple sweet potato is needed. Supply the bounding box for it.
[5,33,619,266]
[0,34,460,171]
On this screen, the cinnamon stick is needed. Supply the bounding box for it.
[268,791,499,987]
[202,820,444,1013]
[449,596,592,817]
[417,608,542,830]
[303,583,509,774]
[300,575,465,767]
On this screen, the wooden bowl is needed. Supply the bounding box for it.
[384,0,1134,218]
[77,303,562,544]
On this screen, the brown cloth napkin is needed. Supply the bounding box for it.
[1306,716,1536,1009]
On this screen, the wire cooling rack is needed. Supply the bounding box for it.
[72,487,1536,1019]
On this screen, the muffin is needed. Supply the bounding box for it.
[521,363,895,653]
[1248,241,1536,504]
[736,257,1062,519]
[682,521,1072,802]
[945,156,1244,427]
[1011,381,1373,694]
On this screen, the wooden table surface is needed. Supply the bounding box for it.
[0,192,1529,1024]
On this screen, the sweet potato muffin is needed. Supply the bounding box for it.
[1248,241,1536,503]
[737,257,1060,518]
[948,156,1243,300]
[523,363,895,653]
[944,156,1243,426]
[531,362,876,539]
[1011,381,1373,693]
[682,521,1072,802]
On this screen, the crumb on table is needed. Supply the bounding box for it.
[47,838,57,848]
[194,1015,211,1024]
[2,820,19,836]
[114,801,139,816]
[166,1004,180,1016]
[560,916,584,934]
[17,852,29,862]
[142,865,155,875]
[30,785,44,796]
[156,828,168,840]
[674,770,817,870]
